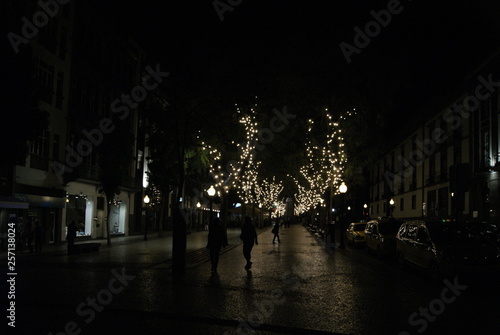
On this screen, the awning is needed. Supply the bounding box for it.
[0,196,29,209]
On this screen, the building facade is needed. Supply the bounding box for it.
[1,0,146,248]
[368,54,500,224]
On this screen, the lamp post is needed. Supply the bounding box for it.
[207,186,216,226]
[389,198,395,218]
[364,203,368,219]
[143,195,150,241]
[339,182,347,249]
[196,202,201,230]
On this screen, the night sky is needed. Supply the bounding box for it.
[106,0,500,117]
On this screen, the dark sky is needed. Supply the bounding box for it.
[111,0,500,118]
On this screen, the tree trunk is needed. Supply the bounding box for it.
[158,196,166,237]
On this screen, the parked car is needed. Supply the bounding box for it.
[346,221,367,247]
[396,220,500,277]
[364,218,404,257]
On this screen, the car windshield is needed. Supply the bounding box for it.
[378,220,403,234]
[353,223,366,231]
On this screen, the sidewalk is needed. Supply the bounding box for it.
[2,226,271,265]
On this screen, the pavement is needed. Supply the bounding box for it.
[4,224,500,335]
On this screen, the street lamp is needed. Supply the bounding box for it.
[196,202,201,230]
[207,185,216,226]
[389,198,395,217]
[143,195,150,241]
[339,182,347,249]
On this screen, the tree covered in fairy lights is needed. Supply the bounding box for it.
[200,101,286,214]
[200,100,354,218]
[291,110,352,215]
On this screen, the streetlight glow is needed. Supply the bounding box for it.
[339,182,347,194]
[207,185,216,197]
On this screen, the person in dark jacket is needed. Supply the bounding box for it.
[272,221,281,244]
[240,216,258,270]
[206,218,228,273]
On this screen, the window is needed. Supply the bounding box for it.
[31,130,50,157]
[30,130,50,170]
[38,17,58,53]
[440,150,448,180]
[400,198,405,211]
[407,225,418,240]
[411,195,416,210]
[34,58,55,104]
[52,134,60,161]
[59,27,67,60]
[416,227,430,243]
[56,72,64,109]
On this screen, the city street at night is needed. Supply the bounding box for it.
[3,1,500,334]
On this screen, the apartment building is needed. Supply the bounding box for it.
[1,0,145,247]
[368,53,500,224]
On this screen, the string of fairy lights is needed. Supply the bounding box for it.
[201,102,260,197]
[200,101,353,217]
[292,109,352,216]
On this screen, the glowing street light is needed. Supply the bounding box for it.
[207,185,216,197]
[339,182,347,194]
[339,182,347,249]
[143,194,150,241]
[207,186,216,226]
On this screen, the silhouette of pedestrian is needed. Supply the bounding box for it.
[34,221,43,253]
[206,217,228,273]
[272,221,281,244]
[240,216,258,270]
[67,220,77,254]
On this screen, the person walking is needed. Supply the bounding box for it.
[67,220,77,254]
[240,216,258,270]
[272,221,281,244]
[206,217,228,273]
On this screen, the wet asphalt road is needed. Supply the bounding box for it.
[3,224,500,335]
